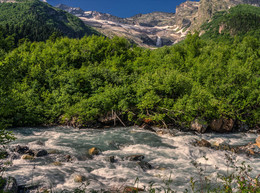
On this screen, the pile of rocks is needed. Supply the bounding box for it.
[193,136,260,156]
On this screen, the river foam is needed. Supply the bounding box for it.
[2,127,260,192]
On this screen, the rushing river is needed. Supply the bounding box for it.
[2,127,260,192]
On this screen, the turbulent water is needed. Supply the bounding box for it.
[3,127,260,192]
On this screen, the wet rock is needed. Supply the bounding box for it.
[88,147,101,156]
[52,161,62,166]
[194,139,211,147]
[9,153,19,160]
[125,155,145,161]
[210,118,234,132]
[14,145,29,154]
[3,177,18,193]
[25,149,35,156]
[34,149,48,157]
[142,124,156,132]
[48,150,59,154]
[248,149,255,155]
[21,154,34,160]
[137,161,152,171]
[65,154,72,162]
[156,129,175,136]
[256,136,260,148]
[74,175,86,183]
[124,186,144,193]
[191,119,208,133]
[17,184,39,193]
[218,143,231,151]
[253,146,260,153]
[106,156,116,163]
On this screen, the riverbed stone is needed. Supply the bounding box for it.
[191,119,208,133]
[142,124,156,132]
[21,154,34,160]
[124,186,144,192]
[15,145,29,154]
[25,149,35,156]
[256,136,260,148]
[34,149,48,157]
[194,139,211,147]
[88,147,101,156]
[3,177,18,193]
[74,175,86,183]
[106,156,116,163]
[210,118,234,132]
[52,161,62,166]
[126,155,145,161]
[137,161,152,171]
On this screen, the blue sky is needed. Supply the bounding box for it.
[48,0,198,18]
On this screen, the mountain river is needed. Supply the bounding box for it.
[2,127,260,192]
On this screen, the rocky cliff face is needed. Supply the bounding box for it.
[192,0,260,30]
[56,0,260,48]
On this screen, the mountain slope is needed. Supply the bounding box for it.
[0,0,99,42]
[56,0,260,48]
[201,4,260,39]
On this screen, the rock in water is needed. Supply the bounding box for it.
[126,155,145,161]
[106,156,116,163]
[3,177,18,193]
[15,145,29,154]
[142,124,156,132]
[88,147,101,156]
[210,118,234,132]
[191,119,208,133]
[34,149,48,157]
[256,136,260,148]
[194,139,211,147]
[137,161,152,171]
[21,155,34,160]
[124,186,144,193]
[74,175,86,183]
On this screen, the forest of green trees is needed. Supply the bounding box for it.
[0,3,259,129]
[0,0,99,44]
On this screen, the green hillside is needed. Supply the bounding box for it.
[0,0,99,43]
[201,4,260,40]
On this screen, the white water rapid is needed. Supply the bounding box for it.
[2,127,260,192]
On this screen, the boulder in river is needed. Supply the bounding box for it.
[34,149,48,157]
[88,147,101,156]
[256,136,260,148]
[52,161,62,166]
[142,124,156,132]
[14,145,29,154]
[124,186,144,192]
[125,155,145,161]
[193,139,211,148]
[210,118,234,132]
[137,161,152,171]
[74,175,86,183]
[2,177,18,193]
[106,156,116,163]
[21,154,34,160]
[191,119,208,133]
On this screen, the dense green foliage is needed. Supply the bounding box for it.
[0,0,99,43]
[0,31,259,128]
[202,4,260,40]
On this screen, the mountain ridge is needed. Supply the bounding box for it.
[56,0,260,47]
